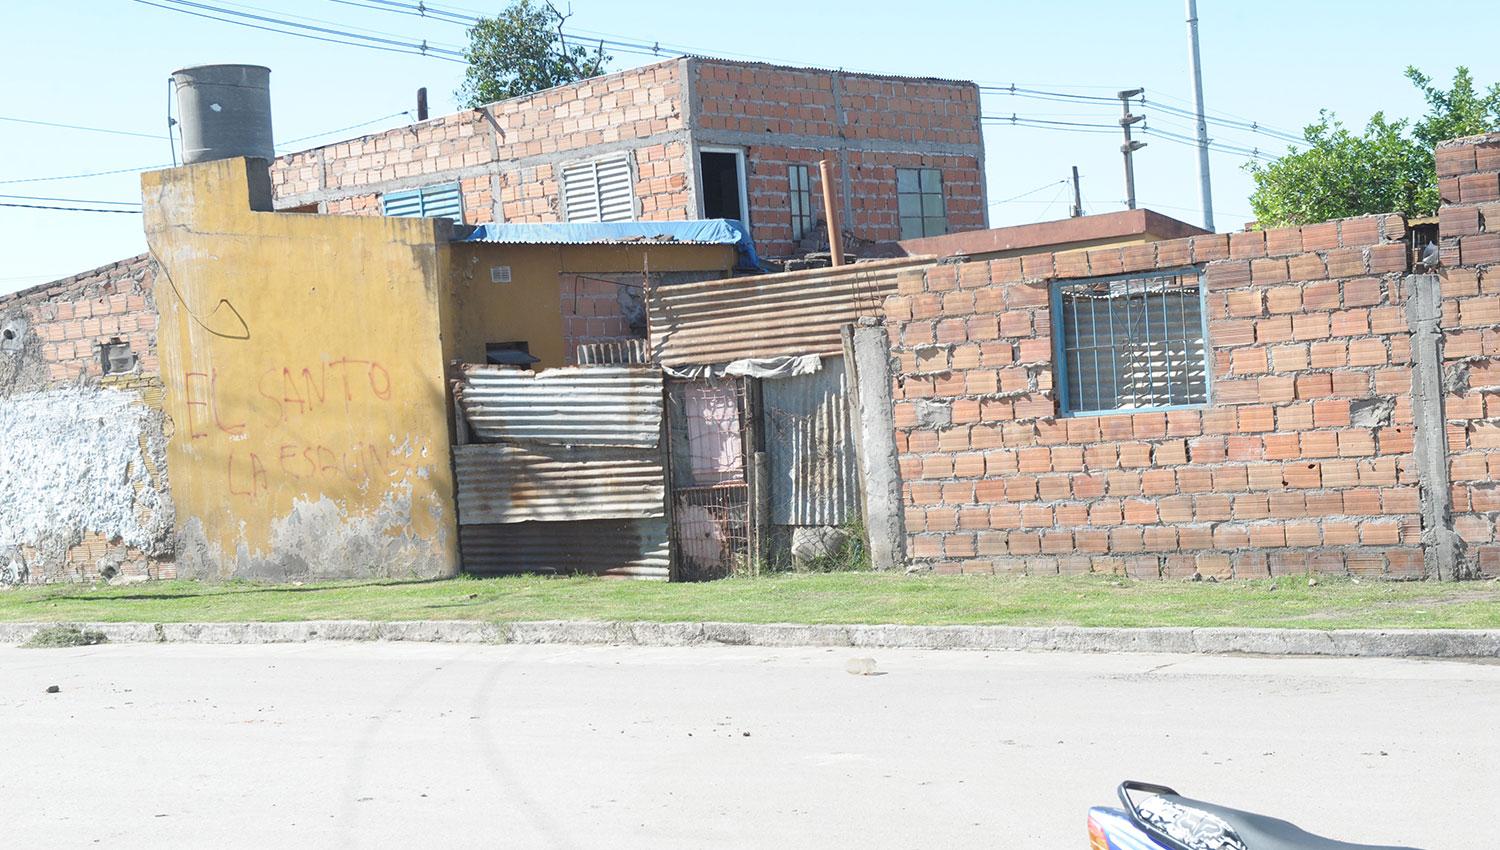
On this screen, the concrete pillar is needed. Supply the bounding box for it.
[1405,273,1465,579]
[848,320,906,570]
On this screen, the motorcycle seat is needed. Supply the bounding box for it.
[1156,793,1426,850]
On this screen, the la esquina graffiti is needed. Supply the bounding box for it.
[182,358,424,501]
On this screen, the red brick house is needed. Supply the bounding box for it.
[270,57,987,262]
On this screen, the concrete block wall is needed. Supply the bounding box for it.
[883,214,1425,578]
[0,254,174,584]
[1437,132,1500,575]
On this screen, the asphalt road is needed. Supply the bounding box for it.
[2,643,1493,848]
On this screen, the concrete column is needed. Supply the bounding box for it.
[849,320,906,570]
[1406,273,1465,579]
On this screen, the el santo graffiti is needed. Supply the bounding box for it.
[181,357,426,500]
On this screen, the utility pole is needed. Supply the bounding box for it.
[1069,166,1083,218]
[416,87,429,121]
[1186,0,1215,231]
[1117,89,1146,210]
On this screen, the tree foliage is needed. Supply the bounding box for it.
[457,0,609,108]
[1246,67,1500,227]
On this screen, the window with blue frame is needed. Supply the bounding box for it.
[1052,268,1209,415]
[381,182,464,222]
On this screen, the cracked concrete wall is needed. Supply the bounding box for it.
[0,388,174,584]
[145,157,458,581]
[884,214,1423,578]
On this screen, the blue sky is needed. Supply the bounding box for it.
[1,0,1493,295]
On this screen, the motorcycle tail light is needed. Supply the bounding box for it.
[1087,814,1111,850]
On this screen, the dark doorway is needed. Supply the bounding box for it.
[700,150,746,222]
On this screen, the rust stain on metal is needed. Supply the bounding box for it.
[647,257,933,367]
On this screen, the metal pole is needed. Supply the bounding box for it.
[417,87,429,121]
[1070,165,1083,218]
[819,154,845,266]
[1117,89,1146,211]
[1185,0,1215,231]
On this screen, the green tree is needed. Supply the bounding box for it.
[1405,66,1500,149]
[456,0,609,108]
[1245,111,1433,226]
[1246,67,1500,227]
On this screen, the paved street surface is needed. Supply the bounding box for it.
[2,643,1492,848]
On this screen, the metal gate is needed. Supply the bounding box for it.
[666,376,750,580]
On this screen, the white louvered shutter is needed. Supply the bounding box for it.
[561,154,635,222]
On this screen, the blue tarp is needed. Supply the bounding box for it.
[456,220,762,271]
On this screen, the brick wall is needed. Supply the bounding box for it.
[691,61,986,258]
[1436,132,1500,575]
[884,214,1423,578]
[0,254,160,389]
[270,58,984,262]
[0,254,173,584]
[271,60,691,229]
[560,273,642,364]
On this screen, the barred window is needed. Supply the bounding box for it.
[1053,269,1209,415]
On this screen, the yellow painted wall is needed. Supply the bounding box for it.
[145,158,458,580]
[446,243,735,369]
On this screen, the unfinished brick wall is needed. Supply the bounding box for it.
[271,60,692,228]
[271,57,984,262]
[692,61,986,258]
[560,273,642,364]
[884,214,1423,577]
[0,254,160,389]
[0,255,174,584]
[1436,132,1500,575]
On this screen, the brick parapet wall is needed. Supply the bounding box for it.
[884,214,1422,578]
[1436,132,1500,574]
[0,254,160,390]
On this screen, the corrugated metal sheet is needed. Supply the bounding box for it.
[460,518,669,579]
[457,365,662,447]
[648,257,932,366]
[762,357,858,526]
[454,443,664,524]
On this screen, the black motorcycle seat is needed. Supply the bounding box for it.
[1158,794,1425,850]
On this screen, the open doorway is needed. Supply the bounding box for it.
[699,147,749,227]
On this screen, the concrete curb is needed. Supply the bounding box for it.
[4,620,1500,658]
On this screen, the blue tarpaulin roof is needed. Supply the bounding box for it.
[455,220,762,271]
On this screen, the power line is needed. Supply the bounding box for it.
[0,193,141,206]
[981,84,1304,146]
[131,0,466,62]
[0,164,174,185]
[0,202,143,214]
[989,178,1070,206]
[277,110,414,149]
[0,115,166,141]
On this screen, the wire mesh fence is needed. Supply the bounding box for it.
[667,377,750,580]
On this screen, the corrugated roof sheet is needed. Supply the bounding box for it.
[454,443,665,524]
[648,257,933,366]
[457,365,663,448]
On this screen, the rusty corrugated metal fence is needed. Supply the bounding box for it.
[761,357,858,527]
[456,365,662,447]
[647,257,931,366]
[453,365,671,580]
